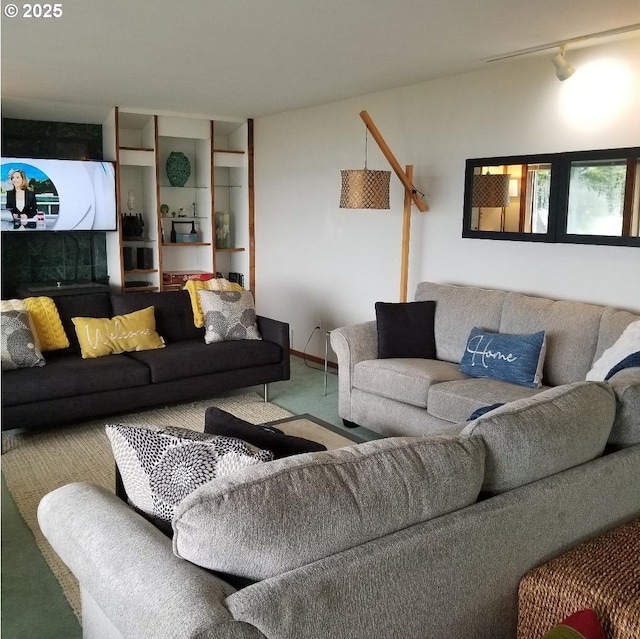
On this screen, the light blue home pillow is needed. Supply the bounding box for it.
[459,327,546,388]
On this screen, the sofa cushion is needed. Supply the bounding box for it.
[459,381,616,495]
[125,338,282,384]
[354,358,465,409]
[1,351,151,406]
[586,319,640,382]
[428,377,544,423]
[72,306,165,359]
[459,327,546,388]
[499,292,605,386]
[173,436,486,581]
[53,293,113,354]
[415,282,505,363]
[1,309,46,370]
[198,290,262,344]
[106,423,273,526]
[375,300,436,359]
[111,291,203,343]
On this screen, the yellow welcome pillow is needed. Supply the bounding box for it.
[184,278,244,328]
[1,297,69,351]
[72,306,165,359]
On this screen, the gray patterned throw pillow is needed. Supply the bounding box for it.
[1,310,46,371]
[105,423,273,524]
[197,289,262,344]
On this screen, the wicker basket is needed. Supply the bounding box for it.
[517,518,640,639]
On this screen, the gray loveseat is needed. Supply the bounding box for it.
[38,377,640,638]
[330,281,640,441]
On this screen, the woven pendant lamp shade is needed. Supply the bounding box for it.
[340,169,391,209]
[472,173,511,207]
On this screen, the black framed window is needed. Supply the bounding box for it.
[463,147,640,247]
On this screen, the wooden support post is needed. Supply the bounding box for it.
[355,110,427,301]
[400,165,413,302]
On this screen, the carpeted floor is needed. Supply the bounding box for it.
[1,392,293,622]
[1,355,346,638]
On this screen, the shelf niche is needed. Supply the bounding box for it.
[103,108,253,294]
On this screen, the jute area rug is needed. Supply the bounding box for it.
[1,393,292,622]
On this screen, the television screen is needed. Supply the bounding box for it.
[1,157,116,231]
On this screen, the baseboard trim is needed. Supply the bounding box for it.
[290,349,337,369]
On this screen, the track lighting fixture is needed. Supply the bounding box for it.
[551,45,575,81]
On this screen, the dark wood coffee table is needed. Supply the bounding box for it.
[265,413,382,450]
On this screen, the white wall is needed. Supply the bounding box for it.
[254,39,640,358]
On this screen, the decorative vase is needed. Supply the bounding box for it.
[166,151,191,187]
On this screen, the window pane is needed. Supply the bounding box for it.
[567,159,627,236]
[526,164,551,234]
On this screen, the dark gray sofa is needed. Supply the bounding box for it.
[1,291,290,432]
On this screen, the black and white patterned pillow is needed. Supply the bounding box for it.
[1,310,46,371]
[197,289,262,344]
[105,424,273,524]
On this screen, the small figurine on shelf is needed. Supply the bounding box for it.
[127,190,136,214]
[215,211,231,249]
[192,202,197,217]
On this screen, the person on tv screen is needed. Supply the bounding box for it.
[6,168,38,229]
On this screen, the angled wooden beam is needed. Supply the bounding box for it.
[359,110,428,212]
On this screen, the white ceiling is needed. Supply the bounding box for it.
[2,0,639,123]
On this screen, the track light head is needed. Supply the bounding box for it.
[551,46,575,81]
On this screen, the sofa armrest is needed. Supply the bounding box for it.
[607,367,640,449]
[257,316,290,380]
[330,321,377,422]
[38,483,264,639]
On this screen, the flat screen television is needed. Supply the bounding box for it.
[1,157,117,231]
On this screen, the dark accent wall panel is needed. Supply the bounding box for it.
[1,118,103,160]
[1,232,108,299]
[1,117,109,299]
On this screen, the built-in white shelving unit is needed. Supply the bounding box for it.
[103,108,253,293]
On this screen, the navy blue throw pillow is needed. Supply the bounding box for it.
[459,327,546,388]
[467,403,505,421]
[605,351,640,381]
[375,301,436,359]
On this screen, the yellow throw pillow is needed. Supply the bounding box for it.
[1,297,69,351]
[72,306,165,359]
[184,278,244,328]
[24,297,70,351]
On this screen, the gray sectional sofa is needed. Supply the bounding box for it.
[2,290,290,432]
[330,281,640,441]
[38,376,640,638]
